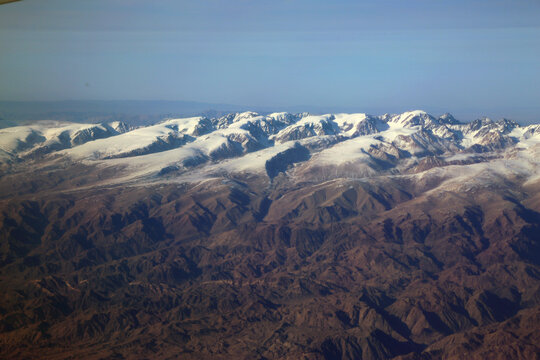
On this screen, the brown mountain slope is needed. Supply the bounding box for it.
[0,162,539,359]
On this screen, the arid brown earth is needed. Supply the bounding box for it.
[0,160,539,360]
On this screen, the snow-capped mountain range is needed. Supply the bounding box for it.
[1,110,540,188]
[2,110,540,359]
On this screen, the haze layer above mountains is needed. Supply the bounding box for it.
[0,110,539,359]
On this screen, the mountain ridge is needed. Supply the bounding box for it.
[0,110,539,359]
[2,110,539,187]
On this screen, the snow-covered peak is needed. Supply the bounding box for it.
[438,113,460,125]
[0,126,45,154]
[212,111,259,129]
[387,110,434,128]
[108,121,131,133]
[333,113,387,137]
[0,121,122,157]
[332,113,368,134]
[2,110,539,187]
[272,114,336,143]
[267,112,293,120]
[162,116,213,136]
[467,117,494,131]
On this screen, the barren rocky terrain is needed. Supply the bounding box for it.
[0,111,539,359]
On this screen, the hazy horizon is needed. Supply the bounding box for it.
[1,99,539,126]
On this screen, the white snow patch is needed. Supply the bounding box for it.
[0,126,40,153]
[61,117,204,160]
[332,113,368,136]
[313,135,382,164]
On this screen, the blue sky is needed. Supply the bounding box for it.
[1,0,540,121]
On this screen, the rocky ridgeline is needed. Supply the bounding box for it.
[0,111,540,359]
